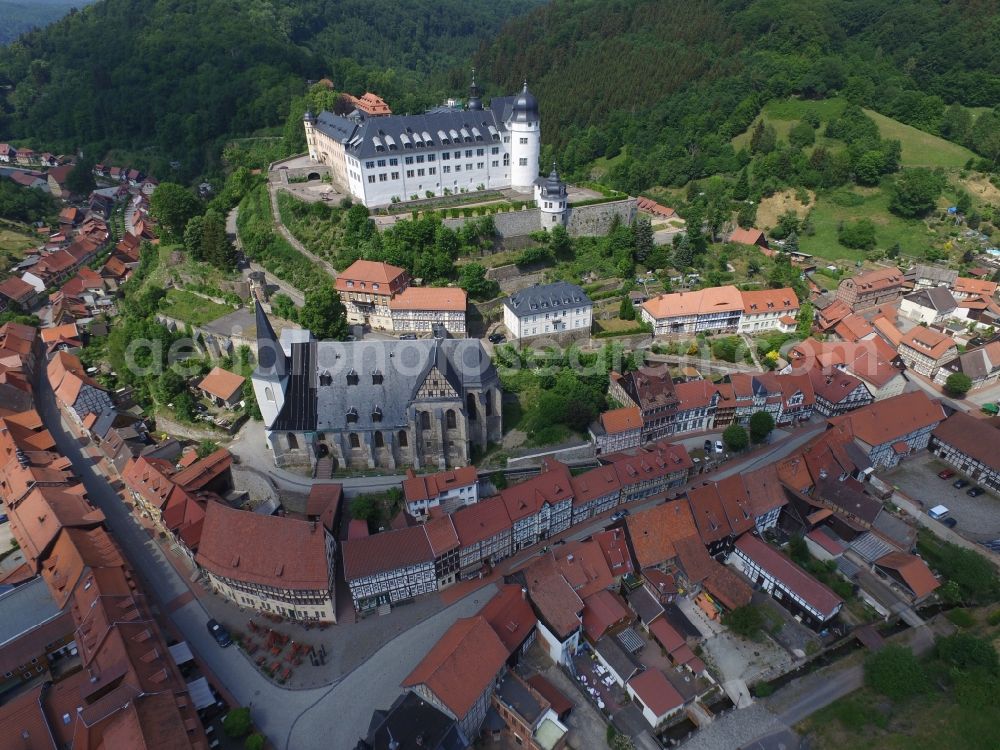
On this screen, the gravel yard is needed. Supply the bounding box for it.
[883,453,1000,540]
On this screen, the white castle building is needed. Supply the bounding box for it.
[303,76,542,208]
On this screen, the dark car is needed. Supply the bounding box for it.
[206,619,232,648]
[398,333,417,340]
[942,517,958,528]
[953,479,970,489]
[610,509,631,522]
[488,332,506,344]
[703,440,713,453]
[937,468,956,480]
[0,514,7,524]
[967,486,985,497]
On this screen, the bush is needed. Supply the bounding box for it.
[944,372,972,397]
[987,609,1000,626]
[936,633,999,673]
[723,423,749,452]
[864,645,929,701]
[724,605,766,639]
[947,608,976,628]
[223,708,253,738]
[917,534,1000,604]
[245,734,265,750]
[838,219,877,250]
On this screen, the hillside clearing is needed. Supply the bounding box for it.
[863,110,975,168]
[756,189,815,230]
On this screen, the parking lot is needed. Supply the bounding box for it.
[884,452,1000,540]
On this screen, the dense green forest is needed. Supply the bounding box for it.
[0,0,95,45]
[476,0,1000,191]
[0,0,539,177]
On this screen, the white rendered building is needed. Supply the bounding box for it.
[502,281,592,340]
[304,78,541,207]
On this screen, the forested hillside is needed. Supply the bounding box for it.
[476,0,1000,191]
[0,0,539,176]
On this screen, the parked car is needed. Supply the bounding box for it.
[938,468,956,480]
[942,517,958,528]
[715,440,724,454]
[398,333,417,340]
[610,509,630,522]
[488,332,506,344]
[703,440,713,452]
[953,479,970,489]
[0,514,7,524]
[967,486,985,497]
[206,619,232,648]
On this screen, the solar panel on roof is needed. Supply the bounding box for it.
[616,627,643,654]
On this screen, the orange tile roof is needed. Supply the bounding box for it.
[641,285,743,320]
[872,316,903,347]
[626,500,698,569]
[171,447,232,491]
[844,267,905,290]
[523,556,584,637]
[334,259,407,291]
[196,501,331,590]
[582,589,630,641]
[9,486,104,564]
[452,495,511,546]
[388,286,467,312]
[599,406,643,435]
[899,327,955,360]
[403,465,478,502]
[834,314,874,343]
[0,683,57,750]
[197,366,245,401]
[703,560,753,610]
[593,528,634,578]
[40,322,80,344]
[571,464,621,506]
[555,539,614,599]
[402,616,508,719]
[875,551,940,599]
[423,514,459,556]
[0,276,36,302]
[729,227,767,246]
[954,277,998,297]
[479,583,538,655]
[500,459,573,523]
[740,287,799,315]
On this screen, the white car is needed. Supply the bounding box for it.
[715,440,724,454]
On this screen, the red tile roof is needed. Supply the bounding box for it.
[593,528,634,578]
[729,227,767,246]
[688,484,731,545]
[703,560,753,610]
[582,589,631,641]
[452,495,511,546]
[524,555,584,637]
[642,285,743,320]
[341,523,434,580]
[626,499,699,569]
[874,551,940,599]
[334,259,407,292]
[954,276,998,297]
[526,674,573,717]
[735,534,842,616]
[500,459,573,522]
[627,669,684,717]
[555,539,614,599]
[827,391,944,449]
[599,406,643,435]
[402,465,478,502]
[648,617,685,653]
[479,583,537,655]
[402,616,508,719]
[423,514,460,556]
[0,276,36,302]
[171,448,232,491]
[899,326,956,361]
[571,464,621,506]
[740,287,799,316]
[196,501,331,590]
[388,286,467,312]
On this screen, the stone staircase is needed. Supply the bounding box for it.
[313,457,334,479]
[377,602,392,617]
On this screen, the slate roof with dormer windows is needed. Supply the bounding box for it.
[503,281,591,320]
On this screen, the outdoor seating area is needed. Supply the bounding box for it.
[572,650,629,716]
[240,619,322,684]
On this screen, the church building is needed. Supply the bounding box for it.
[251,304,502,472]
[303,76,542,207]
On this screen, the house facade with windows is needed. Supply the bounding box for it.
[835,267,905,311]
[403,465,480,518]
[502,459,575,551]
[589,406,643,454]
[933,340,1000,391]
[305,79,540,207]
[737,287,800,333]
[640,286,744,335]
[453,495,514,577]
[897,327,957,378]
[341,524,437,612]
[502,281,592,340]
[334,259,410,329]
[389,286,468,335]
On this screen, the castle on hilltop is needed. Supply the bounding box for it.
[303,75,542,208]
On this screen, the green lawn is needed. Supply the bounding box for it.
[800,187,938,262]
[733,98,848,150]
[864,110,975,168]
[0,224,38,274]
[158,289,234,326]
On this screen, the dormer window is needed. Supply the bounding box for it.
[347,369,359,386]
[373,283,380,291]
[319,371,332,387]
[372,370,383,385]
[346,408,359,424]
[372,406,383,423]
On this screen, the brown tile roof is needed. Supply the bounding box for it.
[452,495,511,546]
[932,411,1000,473]
[0,276,36,302]
[715,474,755,536]
[41,527,123,609]
[197,367,245,402]
[479,583,537,655]
[196,501,331,590]
[626,499,698,569]
[789,337,902,389]
[306,482,343,518]
[526,674,573,717]
[423,514,460,556]
[674,536,714,583]
[599,406,643,435]
[740,287,799,316]
[843,267,905,291]
[636,196,677,219]
[582,589,631,641]
[673,379,721,410]
[401,616,508,719]
[688,484,731,545]
[388,286,467,312]
[9,486,104,564]
[500,459,573,522]
[402,465,478,502]
[899,326,955,361]
[742,464,789,516]
[728,227,767,246]
[828,391,944,448]
[703,559,753,610]
[735,534,842,616]
[570,463,621,506]
[171,448,232,491]
[524,555,584,637]
[875,551,940,599]
[807,365,866,405]
[0,683,57,750]
[615,368,678,411]
[122,456,177,511]
[648,618,685,653]
[341,523,434,581]
[834,314,875,343]
[641,285,743,320]
[608,440,693,487]
[627,669,684,717]
[555,539,614,599]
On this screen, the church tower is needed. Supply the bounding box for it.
[507,82,541,191]
[251,301,288,427]
[467,69,483,111]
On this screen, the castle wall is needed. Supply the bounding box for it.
[565,199,637,236]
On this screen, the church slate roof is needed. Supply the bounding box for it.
[312,94,524,161]
[270,338,497,433]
